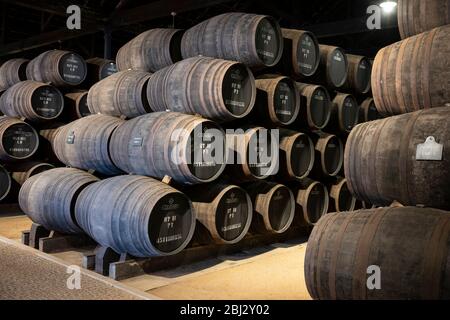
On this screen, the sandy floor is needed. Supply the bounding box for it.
[0,212,311,300]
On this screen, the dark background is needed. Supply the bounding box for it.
[0,0,400,60]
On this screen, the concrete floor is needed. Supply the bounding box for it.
[0,211,311,300]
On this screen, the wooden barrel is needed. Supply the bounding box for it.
[147,57,256,122]
[64,91,91,120]
[398,0,450,39]
[75,175,196,257]
[19,168,99,234]
[26,50,87,87]
[358,98,381,123]
[181,13,283,68]
[185,183,253,244]
[253,75,300,126]
[277,129,314,180]
[0,81,64,121]
[226,126,279,181]
[110,112,226,185]
[289,179,329,226]
[243,181,295,234]
[0,164,11,201]
[0,116,39,161]
[280,29,320,78]
[328,178,356,213]
[116,29,183,73]
[53,115,124,175]
[305,207,450,300]
[327,93,359,133]
[313,45,348,89]
[310,132,343,178]
[10,162,55,186]
[86,57,117,83]
[295,83,331,130]
[372,25,450,116]
[88,70,152,119]
[0,58,29,90]
[345,107,450,210]
[342,55,372,94]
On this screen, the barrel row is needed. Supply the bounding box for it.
[17,168,333,257]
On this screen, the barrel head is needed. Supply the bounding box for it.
[187,122,226,182]
[323,136,343,176]
[341,95,359,132]
[355,58,372,94]
[296,32,319,77]
[267,186,294,233]
[273,78,298,125]
[58,52,87,85]
[0,165,11,201]
[77,93,91,118]
[149,193,193,254]
[305,183,328,225]
[31,85,64,119]
[99,62,118,80]
[328,48,348,88]
[222,64,254,117]
[309,86,331,129]
[255,17,282,67]
[2,123,39,160]
[290,134,314,178]
[215,187,251,242]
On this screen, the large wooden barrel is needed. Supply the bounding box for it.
[26,50,87,87]
[289,179,329,226]
[0,58,29,90]
[313,45,348,89]
[328,178,356,213]
[310,132,344,178]
[253,75,300,126]
[398,0,450,39]
[116,29,183,73]
[185,183,253,244]
[295,83,331,130]
[10,162,55,186]
[327,93,359,133]
[181,13,283,68]
[85,57,117,84]
[88,70,152,119]
[147,57,256,122]
[0,81,64,122]
[345,107,450,210]
[305,207,450,300]
[0,117,39,161]
[53,115,124,175]
[342,55,372,94]
[372,25,450,116]
[277,129,314,180]
[280,29,320,78]
[358,98,381,123]
[225,126,279,181]
[0,164,11,201]
[110,112,226,185]
[19,168,99,234]
[243,181,295,234]
[75,175,196,257]
[64,91,90,120]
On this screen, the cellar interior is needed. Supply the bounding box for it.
[0,0,449,302]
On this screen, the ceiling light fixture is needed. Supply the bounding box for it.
[380,1,398,14]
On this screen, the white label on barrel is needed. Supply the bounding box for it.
[416,136,443,161]
[132,137,143,147]
[66,132,75,144]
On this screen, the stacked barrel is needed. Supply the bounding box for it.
[4,12,376,261]
[0,50,118,204]
[305,2,450,300]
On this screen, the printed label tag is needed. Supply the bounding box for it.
[416,136,443,161]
